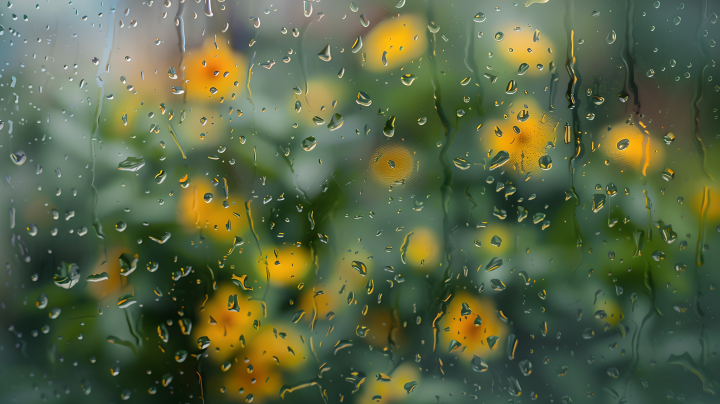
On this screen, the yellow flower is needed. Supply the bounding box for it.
[404,227,441,270]
[194,287,309,400]
[183,40,246,101]
[357,362,421,403]
[481,98,558,178]
[369,144,416,186]
[176,176,246,241]
[254,246,313,286]
[362,14,428,71]
[440,291,510,359]
[599,121,665,174]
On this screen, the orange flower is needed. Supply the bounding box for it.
[254,246,313,286]
[183,40,246,101]
[176,176,246,241]
[440,291,510,360]
[362,14,428,71]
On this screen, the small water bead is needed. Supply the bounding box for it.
[539,155,552,170]
[494,32,504,41]
[653,1,660,8]
[673,16,681,25]
[617,139,630,150]
[473,12,486,22]
[606,30,616,44]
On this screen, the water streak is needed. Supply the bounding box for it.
[245,200,262,255]
[620,0,640,114]
[691,0,713,179]
[464,21,484,115]
[89,1,119,255]
[246,51,256,111]
[695,186,709,266]
[565,3,583,248]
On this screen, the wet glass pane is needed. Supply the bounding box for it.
[1,0,719,403]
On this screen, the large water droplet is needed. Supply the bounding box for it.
[606,30,616,44]
[401,74,416,85]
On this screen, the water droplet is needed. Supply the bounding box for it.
[318,44,331,61]
[518,63,529,75]
[471,356,488,372]
[606,30,616,44]
[494,31,504,41]
[10,150,26,166]
[352,261,367,276]
[352,36,363,53]
[617,139,630,150]
[453,158,471,170]
[401,74,416,85]
[489,150,510,170]
[327,113,344,131]
[360,14,369,27]
[673,16,681,25]
[539,155,552,170]
[383,116,396,137]
[302,137,317,151]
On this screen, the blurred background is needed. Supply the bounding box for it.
[1,0,719,403]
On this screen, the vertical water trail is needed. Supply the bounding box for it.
[643,190,652,241]
[89,1,118,256]
[619,279,655,402]
[426,1,455,359]
[691,0,713,179]
[620,0,640,114]
[174,0,187,102]
[695,186,709,267]
[246,51,256,111]
[548,61,558,110]
[564,0,583,248]
[694,187,710,368]
[245,200,262,255]
[463,21,484,115]
[174,1,187,64]
[298,19,314,109]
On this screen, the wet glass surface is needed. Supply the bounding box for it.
[1,0,719,403]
